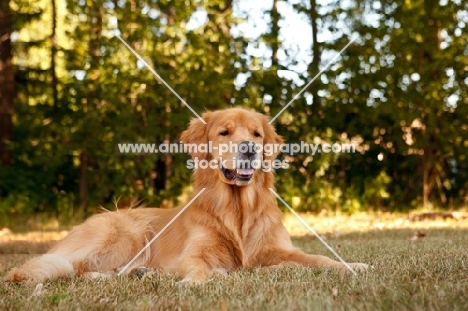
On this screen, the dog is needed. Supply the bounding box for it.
[4,107,368,283]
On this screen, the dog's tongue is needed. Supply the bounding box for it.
[236,168,254,176]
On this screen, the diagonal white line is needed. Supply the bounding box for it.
[269,36,358,124]
[118,188,206,276]
[116,35,206,124]
[269,188,357,275]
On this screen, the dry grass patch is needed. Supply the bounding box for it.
[1,215,467,310]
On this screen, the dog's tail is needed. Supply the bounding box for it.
[4,254,74,283]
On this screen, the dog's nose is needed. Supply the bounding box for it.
[239,141,257,157]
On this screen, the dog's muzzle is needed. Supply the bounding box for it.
[221,166,255,181]
[220,141,259,182]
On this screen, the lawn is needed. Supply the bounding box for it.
[0,215,467,310]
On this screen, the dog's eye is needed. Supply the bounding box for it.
[254,131,262,138]
[220,130,229,136]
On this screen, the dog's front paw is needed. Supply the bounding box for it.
[178,268,211,284]
[212,268,229,277]
[177,277,209,285]
[84,271,114,280]
[4,269,33,283]
[129,267,153,279]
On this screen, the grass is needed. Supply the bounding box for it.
[0,215,467,310]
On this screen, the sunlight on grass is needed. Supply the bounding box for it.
[283,212,468,237]
[1,212,467,310]
[1,212,467,243]
[1,226,467,310]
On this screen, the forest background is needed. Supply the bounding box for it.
[0,0,467,223]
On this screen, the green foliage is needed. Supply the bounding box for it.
[276,0,468,211]
[0,0,467,220]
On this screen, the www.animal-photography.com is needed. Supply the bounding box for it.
[1,0,467,310]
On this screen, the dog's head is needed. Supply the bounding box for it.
[180,107,283,186]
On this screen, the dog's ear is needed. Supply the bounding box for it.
[180,112,213,160]
[262,115,283,161]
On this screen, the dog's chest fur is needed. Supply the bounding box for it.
[205,184,276,267]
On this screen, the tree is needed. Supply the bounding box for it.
[0,0,14,166]
[319,0,468,208]
[1,0,467,221]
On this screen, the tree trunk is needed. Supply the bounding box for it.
[422,158,429,208]
[79,151,88,214]
[309,0,320,106]
[420,1,443,208]
[0,0,14,166]
[51,0,58,108]
[79,2,102,213]
[271,0,279,69]
[269,0,281,105]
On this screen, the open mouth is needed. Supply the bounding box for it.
[221,166,255,181]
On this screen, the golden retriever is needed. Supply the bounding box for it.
[4,107,368,283]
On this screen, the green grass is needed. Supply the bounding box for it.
[1,228,467,310]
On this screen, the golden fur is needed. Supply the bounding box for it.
[4,107,368,283]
